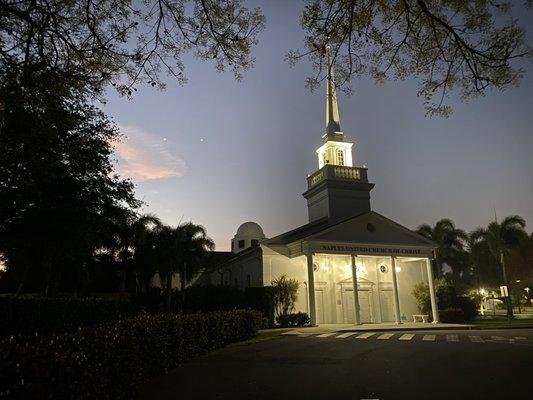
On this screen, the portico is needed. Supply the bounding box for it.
[304,250,439,326]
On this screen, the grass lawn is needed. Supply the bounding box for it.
[472,313,533,329]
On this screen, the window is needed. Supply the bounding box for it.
[337,149,344,166]
[238,239,245,249]
[323,152,329,165]
[251,239,259,246]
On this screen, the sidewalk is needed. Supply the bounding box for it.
[278,322,473,335]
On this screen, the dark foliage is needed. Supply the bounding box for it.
[0,66,139,295]
[438,308,466,323]
[0,310,262,399]
[454,296,478,322]
[276,312,311,328]
[0,297,136,338]
[170,285,275,327]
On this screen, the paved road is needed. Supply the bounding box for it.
[139,329,533,400]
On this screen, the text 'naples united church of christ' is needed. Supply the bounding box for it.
[209,48,440,326]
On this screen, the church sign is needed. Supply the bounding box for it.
[317,244,431,257]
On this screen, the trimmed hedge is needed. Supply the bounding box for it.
[0,310,262,399]
[0,297,136,338]
[276,312,310,327]
[439,308,465,323]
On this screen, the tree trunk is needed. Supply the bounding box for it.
[166,273,172,314]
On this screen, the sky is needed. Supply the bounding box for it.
[104,1,533,251]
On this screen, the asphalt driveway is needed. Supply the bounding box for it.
[138,328,533,400]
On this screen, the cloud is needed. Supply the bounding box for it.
[114,125,186,182]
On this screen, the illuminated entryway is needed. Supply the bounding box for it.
[308,253,438,325]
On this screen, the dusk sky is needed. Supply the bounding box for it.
[105,1,533,251]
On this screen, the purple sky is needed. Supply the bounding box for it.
[105,1,533,251]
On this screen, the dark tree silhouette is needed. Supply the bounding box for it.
[287,0,532,116]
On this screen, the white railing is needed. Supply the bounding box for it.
[334,166,361,180]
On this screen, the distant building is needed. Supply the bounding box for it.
[206,46,440,326]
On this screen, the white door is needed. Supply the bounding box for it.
[359,290,372,323]
[342,290,355,324]
[379,290,394,322]
[315,290,325,324]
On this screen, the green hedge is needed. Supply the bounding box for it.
[439,308,465,323]
[0,297,136,338]
[0,310,262,399]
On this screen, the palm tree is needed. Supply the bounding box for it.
[417,219,468,279]
[155,222,214,313]
[109,212,162,293]
[175,222,215,304]
[470,215,528,320]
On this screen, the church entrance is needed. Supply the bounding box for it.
[341,288,373,324]
[379,290,394,322]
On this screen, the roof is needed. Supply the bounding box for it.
[264,211,436,248]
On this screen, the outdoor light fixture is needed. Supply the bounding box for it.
[395,266,402,273]
[356,264,367,275]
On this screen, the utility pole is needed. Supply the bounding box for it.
[500,250,514,322]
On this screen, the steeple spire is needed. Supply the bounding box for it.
[326,45,341,138]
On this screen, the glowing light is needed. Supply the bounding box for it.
[356,264,367,275]
[479,288,487,295]
[395,266,402,273]
[322,264,329,272]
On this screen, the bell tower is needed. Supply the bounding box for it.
[303,45,374,223]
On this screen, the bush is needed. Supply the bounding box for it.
[276,312,310,327]
[454,296,478,322]
[0,297,136,338]
[438,308,465,323]
[0,310,262,399]
[169,285,276,327]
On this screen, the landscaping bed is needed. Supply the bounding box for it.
[0,310,262,399]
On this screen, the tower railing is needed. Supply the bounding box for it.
[307,165,368,188]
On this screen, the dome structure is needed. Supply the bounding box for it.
[231,221,266,253]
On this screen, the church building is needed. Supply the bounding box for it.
[209,47,440,326]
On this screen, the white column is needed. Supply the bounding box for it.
[426,258,440,323]
[306,253,317,326]
[391,256,402,324]
[350,254,361,325]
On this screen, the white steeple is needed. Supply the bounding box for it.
[316,45,354,169]
[326,45,342,138]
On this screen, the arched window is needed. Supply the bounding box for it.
[337,149,344,166]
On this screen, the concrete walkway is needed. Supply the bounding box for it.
[279,322,473,335]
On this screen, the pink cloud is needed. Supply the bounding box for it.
[114,125,186,182]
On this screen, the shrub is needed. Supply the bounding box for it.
[412,282,431,314]
[0,310,262,399]
[438,308,465,323]
[271,275,299,318]
[276,312,310,327]
[0,297,136,338]
[435,279,456,309]
[454,296,478,321]
[243,287,275,327]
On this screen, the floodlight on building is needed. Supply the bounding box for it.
[356,264,367,275]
